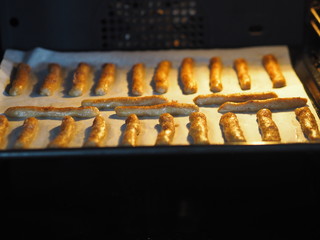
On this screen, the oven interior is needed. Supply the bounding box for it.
[1,0,320,239]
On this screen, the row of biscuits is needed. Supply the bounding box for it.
[6,54,285,97]
[1,90,319,148]
[3,91,308,118]
[0,105,319,150]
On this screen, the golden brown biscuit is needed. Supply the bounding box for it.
[47,116,75,148]
[154,60,171,94]
[295,107,320,141]
[9,63,31,96]
[5,106,99,119]
[82,95,169,109]
[83,115,107,147]
[193,91,278,106]
[189,112,209,145]
[209,57,223,92]
[115,102,199,117]
[180,57,197,94]
[131,63,145,96]
[234,58,251,90]
[122,114,140,146]
[0,115,9,148]
[155,113,175,145]
[256,109,281,141]
[262,54,286,88]
[14,117,38,149]
[69,62,91,97]
[218,97,307,113]
[219,112,246,142]
[40,63,62,96]
[95,63,116,96]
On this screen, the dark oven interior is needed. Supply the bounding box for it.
[1,0,320,239]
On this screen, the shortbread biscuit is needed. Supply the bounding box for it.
[256,109,281,141]
[189,112,209,144]
[155,113,175,145]
[122,114,140,146]
[115,102,199,117]
[9,63,31,96]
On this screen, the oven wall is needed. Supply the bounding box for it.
[0,0,307,52]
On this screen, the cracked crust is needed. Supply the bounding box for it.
[194,91,278,106]
[218,97,307,113]
[115,102,199,117]
[5,106,99,118]
[82,95,169,109]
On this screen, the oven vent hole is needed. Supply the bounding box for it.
[248,24,264,36]
[9,17,19,28]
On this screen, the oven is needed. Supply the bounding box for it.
[1,0,320,239]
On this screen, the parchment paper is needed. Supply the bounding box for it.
[0,46,319,149]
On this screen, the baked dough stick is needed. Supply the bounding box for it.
[209,57,223,92]
[180,57,197,94]
[5,106,99,119]
[189,112,210,145]
[14,117,39,149]
[82,95,169,109]
[218,97,307,113]
[155,113,175,145]
[121,114,141,147]
[262,54,286,88]
[256,109,281,141]
[115,102,199,117]
[48,116,75,148]
[234,58,251,90]
[295,107,320,141]
[40,63,62,96]
[69,62,91,97]
[193,91,278,106]
[9,63,31,96]
[0,115,9,148]
[83,115,107,147]
[219,112,246,142]
[154,60,171,94]
[95,63,116,96]
[131,63,145,96]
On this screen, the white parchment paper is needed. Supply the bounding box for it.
[0,46,319,149]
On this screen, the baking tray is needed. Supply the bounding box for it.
[1,45,320,159]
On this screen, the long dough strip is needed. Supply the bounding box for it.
[83,115,107,147]
[295,107,320,141]
[9,63,31,96]
[193,91,278,106]
[115,102,199,117]
[69,62,91,97]
[218,97,307,113]
[122,114,140,146]
[131,63,145,96]
[154,60,171,94]
[256,109,281,141]
[40,63,62,96]
[0,115,9,148]
[234,58,251,90]
[219,112,246,142]
[5,106,99,119]
[189,112,209,145]
[82,95,169,109]
[14,117,38,149]
[180,57,197,94]
[48,116,75,148]
[155,113,175,145]
[262,54,286,88]
[95,63,116,96]
[209,57,223,92]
